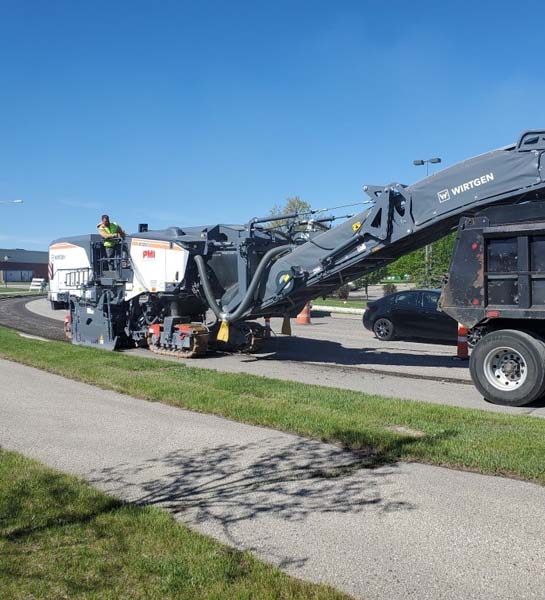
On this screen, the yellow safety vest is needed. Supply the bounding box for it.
[100,222,121,248]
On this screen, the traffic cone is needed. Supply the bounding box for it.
[455,323,469,360]
[64,313,72,340]
[264,317,271,338]
[296,303,312,325]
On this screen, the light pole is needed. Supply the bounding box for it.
[413,157,441,177]
[413,158,441,285]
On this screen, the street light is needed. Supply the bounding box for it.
[413,158,442,286]
[0,199,23,204]
[413,157,441,177]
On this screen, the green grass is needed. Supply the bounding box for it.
[0,286,31,292]
[0,290,43,296]
[0,285,45,296]
[312,298,367,309]
[0,449,348,599]
[1,326,545,485]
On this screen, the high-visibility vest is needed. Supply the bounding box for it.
[99,222,121,248]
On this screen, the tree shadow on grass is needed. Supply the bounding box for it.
[0,469,121,542]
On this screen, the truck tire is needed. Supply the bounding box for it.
[469,329,545,407]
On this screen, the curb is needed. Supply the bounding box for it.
[311,304,365,315]
[0,293,45,301]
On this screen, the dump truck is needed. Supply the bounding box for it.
[50,130,545,407]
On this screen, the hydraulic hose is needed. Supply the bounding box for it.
[195,245,292,322]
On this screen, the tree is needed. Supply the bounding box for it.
[352,266,388,299]
[386,232,456,287]
[336,284,350,301]
[270,196,311,218]
[269,196,312,229]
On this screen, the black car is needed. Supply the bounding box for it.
[363,289,461,343]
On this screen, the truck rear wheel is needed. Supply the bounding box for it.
[469,329,545,407]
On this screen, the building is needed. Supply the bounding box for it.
[0,248,48,283]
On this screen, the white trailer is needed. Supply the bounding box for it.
[49,241,92,309]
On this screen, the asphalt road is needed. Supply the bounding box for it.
[24,297,468,381]
[20,298,545,417]
[0,296,66,341]
[2,359,544,600]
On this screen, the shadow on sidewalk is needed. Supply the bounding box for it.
[88,432,450,569]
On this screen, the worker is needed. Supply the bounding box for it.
[97,214,126,268]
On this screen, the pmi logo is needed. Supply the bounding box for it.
[437,189,450,203]
[142,249,156,260]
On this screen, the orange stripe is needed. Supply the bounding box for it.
[131,239,184,251]
[131,239,169,250]
[49,243,79,249]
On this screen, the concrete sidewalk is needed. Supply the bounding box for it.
[1,359,545,599]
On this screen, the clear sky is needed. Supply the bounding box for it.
[1,0,544,249]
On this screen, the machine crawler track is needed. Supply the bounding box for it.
[212,321,266,354]
[239,321,266,353]
[146,323,209,359]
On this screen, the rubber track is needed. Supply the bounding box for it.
[0,296,67,342]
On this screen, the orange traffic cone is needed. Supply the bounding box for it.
[296,303,312,325]
[455,323,469,360]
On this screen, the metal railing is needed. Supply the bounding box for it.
[93,241,131,280]
[64,268,92,288]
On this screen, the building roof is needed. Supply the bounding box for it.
[0,248,48,264]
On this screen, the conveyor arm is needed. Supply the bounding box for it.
[255,131,545,316]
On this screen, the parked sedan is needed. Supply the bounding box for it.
[363,289,464,344]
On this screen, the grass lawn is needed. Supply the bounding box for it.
[0,449,348,599]
[311,297,367,309]
[0,285,45,296]
[0,326,544,485]
[0,286,32,292]
[0,291,43,296]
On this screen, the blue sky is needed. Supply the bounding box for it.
[1,0,544,249]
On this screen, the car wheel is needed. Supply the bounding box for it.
[373,318,395,341]
[469,329,545,407]
[467,325,489,348]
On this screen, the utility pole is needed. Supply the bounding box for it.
[413,158,442,286]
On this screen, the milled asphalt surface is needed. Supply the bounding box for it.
[23,298,545,417]
[1,359,545,599]
[0,296,66,341]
